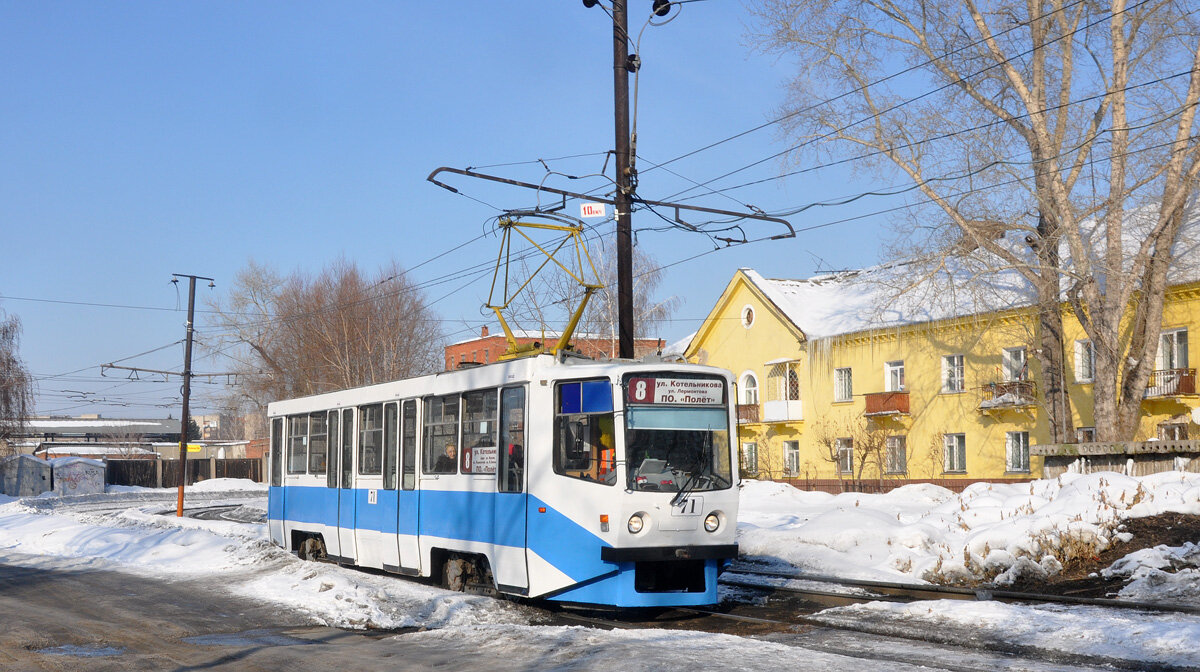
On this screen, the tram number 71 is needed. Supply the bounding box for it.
[671,496,703,516]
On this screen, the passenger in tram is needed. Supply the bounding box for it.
[434,442,457,473]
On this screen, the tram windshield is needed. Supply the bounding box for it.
[623,374,733,493]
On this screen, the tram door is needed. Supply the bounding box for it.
[337,408,357,560]
[494,386,529,591]
[396,400,420,572]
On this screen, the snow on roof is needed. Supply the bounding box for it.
[661,331,696,357]
[27,418,180,434]
[743,203,1200,340]
[48,457,105,468]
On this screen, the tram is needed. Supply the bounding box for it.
[265,352,739,608]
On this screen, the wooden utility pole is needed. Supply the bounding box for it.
[611,0,635,359]
[173,273,212,516]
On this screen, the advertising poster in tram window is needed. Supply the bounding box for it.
[627,377,724,405]
[460,446,498,474]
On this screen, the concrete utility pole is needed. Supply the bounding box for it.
[173,273,212,517]
[611,0,636,359]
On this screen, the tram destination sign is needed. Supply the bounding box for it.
[627,377,723,405]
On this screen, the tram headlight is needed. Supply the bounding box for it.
[627,513,645,534]
[704,513,721,533]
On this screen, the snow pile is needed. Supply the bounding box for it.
[1103,541,1200,603]
[737,471,1200,587]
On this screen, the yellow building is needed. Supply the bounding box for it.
[685,267,1200,492]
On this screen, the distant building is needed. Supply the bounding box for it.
[9,416,180,460]
[445,326,665,370]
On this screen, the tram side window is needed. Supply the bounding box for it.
[498,387,525,493]
[554,380,616,486]
[270,418,283,486]
[308,412,328,474]
[340,408,354,488]
[287,415,308,474]
[327,410,339,489]
[359,404,384,475]
[461,389,498,474]
[383,402,398,489]
[402,400,417,489]
[424,394,460,474]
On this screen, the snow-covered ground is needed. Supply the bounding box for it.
[1,471,1198,669]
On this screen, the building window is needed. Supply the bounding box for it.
[835,437,853,474]
[1158,422,1188,440]
[943,433,966,473]
[1075,340,1095,382]
[885,435,907,474]
[1006,431,1030,473]
[741,373,759,405]
[1003,347,1028,381]
[742,442,758,474]
[741,304,756,328]
[1076,426,1096,442]
[834,367,853,402]
[1158,328,1189,370]
[766,363,801,402]
[783,440,799,476]
[942,354,965,393]
[885,360,905,392]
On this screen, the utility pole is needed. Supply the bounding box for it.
[611,0,636,359]
[173,273,212,517]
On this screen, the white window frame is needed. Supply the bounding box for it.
[834,367,853,402]
[942,354,965,393]
[742,442,758,473]
[783,440,800,476]
[1003,347,1028,382]
[885,360,905,392]
[885,435,907,474]
[1074,340,1095,383]
[766,363,801,402]
[1157,328,1189,370]
[835,437,853,475]
[943,433,966,473]
[1006,431,1030,473]
[740,372,759,405]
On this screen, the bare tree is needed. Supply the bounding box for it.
[751,0,1200,441]
[207,258,443,420]
[0,310,33,456]
[811,417,898,489]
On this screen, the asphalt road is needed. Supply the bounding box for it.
[0,552,452,672]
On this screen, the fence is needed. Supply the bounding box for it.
[105,458,264,488]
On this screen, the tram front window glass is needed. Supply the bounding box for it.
[461,389,498,474]
[307,412,328,474]
[423,394,460,474]
[287,415,308,474]
[623,374,733,493]
[359,404,383,475]
[554,380,616,486]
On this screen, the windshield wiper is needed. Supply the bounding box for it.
[670,463,708,507]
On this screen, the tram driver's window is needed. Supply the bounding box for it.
[554,380,616,486]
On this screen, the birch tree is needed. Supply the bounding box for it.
[0,310,33,454]
[751,0,1200,441]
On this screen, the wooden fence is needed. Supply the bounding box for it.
[105,458,264,488]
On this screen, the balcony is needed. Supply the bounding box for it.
[1144,368,1197,398]
[736,404,760,424]
[979,380,1037,410]
[763,399,804,423]
[863,391,909,417]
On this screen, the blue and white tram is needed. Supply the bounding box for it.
[266,353,739,608]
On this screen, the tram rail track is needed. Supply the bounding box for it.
[721,564,1200,615]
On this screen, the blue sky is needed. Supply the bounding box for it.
[1,1,900,417]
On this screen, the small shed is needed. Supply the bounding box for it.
[50,457,106,496]
[0,454,52,497]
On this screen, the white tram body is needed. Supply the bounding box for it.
[266,354,739,608]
